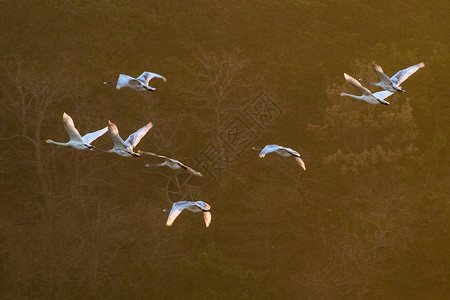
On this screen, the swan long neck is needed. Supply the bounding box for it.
[103,81,116,85]
[340,93,361,100]
[46,140,69,146]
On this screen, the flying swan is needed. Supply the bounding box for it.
[166,201,211,227]
[252,144,306,170]
[359,62,425,93]
[139,151,203,176]
[104,121,153,157]
[45,112,107,150]
[340,73,392,105]
[103,71,166,91]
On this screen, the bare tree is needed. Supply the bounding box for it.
[181,48,261,136]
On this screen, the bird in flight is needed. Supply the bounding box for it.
[341,73,392,105]
[165,201,211,227]
[252,144,306,170]
[45,112,107,150]
[359,62,425,93]
[103,71,166,91]
[103,121,153,157]
[140,151,203,176]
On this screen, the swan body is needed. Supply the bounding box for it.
[341,73,391,105]
[105,121,153,157]
[45,112,107,150]
[103,71,166,91]
[359,62,425,93]
[252,144,306,170]
[166,201,211,227]
[140,151,203,176]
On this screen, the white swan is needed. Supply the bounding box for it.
[105,121,153,157]
[45,112,107,150]
[103,71,166,91]
[359,62,425,93]
[166,201,211,227]
[252,144,306,170]
[139,151,203,176]
[340,73,391,105]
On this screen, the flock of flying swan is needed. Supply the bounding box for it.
[340,62,424,105]
[46,63,424,227]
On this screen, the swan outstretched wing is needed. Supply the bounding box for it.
[194,201,211,226]
[194,201,211,211]
[140,151,203,176]
[138,150,161,157]
[259,144,279,157]
[186,166,203,177]
[136,72,166,85]
[390,62,425,86]
[116,74,135,89]
[63,113,83,143]
[279,146,300,157]
[166,201,192,226]
[108,121,127,149]
[167,158,203,176]
[373,90,393,100]
[344,73,373,96]
[295,157,306,170]
[82,127,108,145]
[203,211,212,227]
[280,147,305,169]
[373,64,392,84]
[124,122,153,148]
[140,151,170,160]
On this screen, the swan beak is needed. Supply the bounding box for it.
[45,139,49,143]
